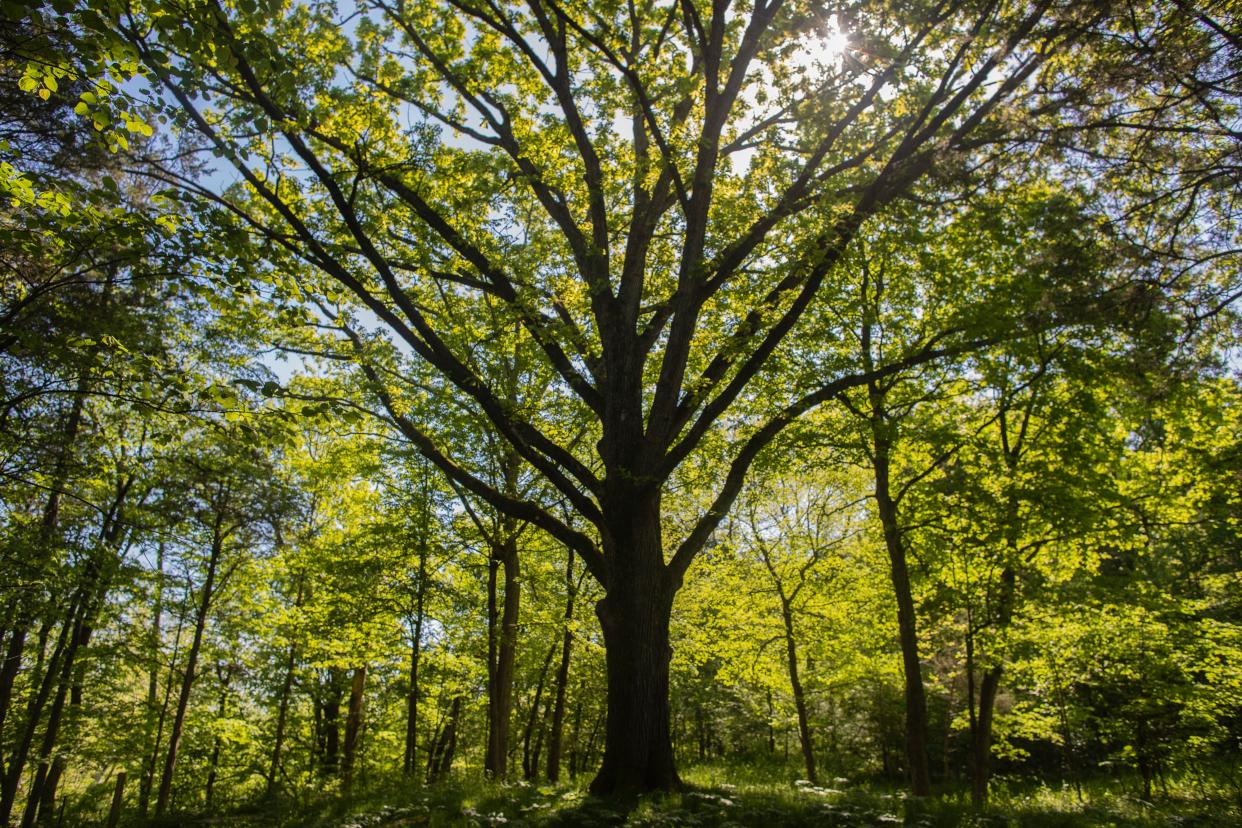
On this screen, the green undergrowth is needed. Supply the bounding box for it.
[149,764,1242,828]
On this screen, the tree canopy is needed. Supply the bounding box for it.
[0,0,1239,821]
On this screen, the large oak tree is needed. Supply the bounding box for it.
[93,0,1234,794]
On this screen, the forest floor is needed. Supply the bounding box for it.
[196,763,1242,828]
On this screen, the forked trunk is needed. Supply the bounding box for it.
[589,493,680,796]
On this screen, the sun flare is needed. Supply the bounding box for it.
[792,18,851,74]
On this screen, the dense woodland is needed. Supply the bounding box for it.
[1,0,1240,825]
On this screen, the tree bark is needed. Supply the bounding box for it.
[0,374,88,748]
[105,771,126,828]
[872,454,932,797]
[780,599,817,785]
[568,682,584,779]
[546,548,576,782]
[28,508,130,824]
[35,756,64,827]
[139,626,178,818]
[320,672,343,775]
[589,490,680,796]
[342,665,367,791]
[266,576,304,797]
[403,543,428,776]
[155,520,225,816]
[426,695,462,783]
[19,579,100,828]
[485,532,520,779]
[970,565,1015,806]
[0,591,81,825]
[138,542,167,818]
[522,641,557,780]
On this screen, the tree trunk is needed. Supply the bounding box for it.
[403,547,428,776]
[546,549,576,782]
[20,584,97,828]
[0,591,82,825]
[568,683,584,780]
[204,670,233,813]
[0,624,28,761]
[24,488,133,825]
[970,565,1016,807]
[427,695,462,783]
[139,632,178,818]
[874,475,932,797]
[266,576,304,797]
[589,492,680,796]
[138,542,167,818]
[767,690,776,754]
[485,533,520,779]
[342,666,367,791]
[868,396,932,797]
[321,677,342,775]
[104,771,125,828]
[34,756,64,827]
[0,376,88,748]
[155,523,225,817]
[522,641,557,780]
[438,697,461,779]
[780,600,817,785]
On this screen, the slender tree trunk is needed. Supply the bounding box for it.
[138,543,166,817]
[531,687,552,781]
[321,674,342,775]
[873,469,932,797]
[767,690,776,754]
[0,589,82,824]
[522,642,557,780]
[425,708,447,783]
[0,377,88,748]
[546,549,576,782]
[204,729,223,808]
[20,578,101,828]
[342,666,366,792]
[584,709,603,772]
[104,771,125,828]
[140,617,181,818]
[403,549,427,776]
[568,682,584,780]
[970,566,1015,807]
[155,523,225,816]
[33,756,63,827]
[438,697,461,779]
[485,533,520,779]
[28,487,133,824]
[779,599,817,785]
[427,696,462,783]
[590,491,680,796]
[0,625,28,761]
[858,267,931,798]
[266,576,304,797]
[866,388,932,797]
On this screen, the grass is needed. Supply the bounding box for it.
[147,763,1242,828]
